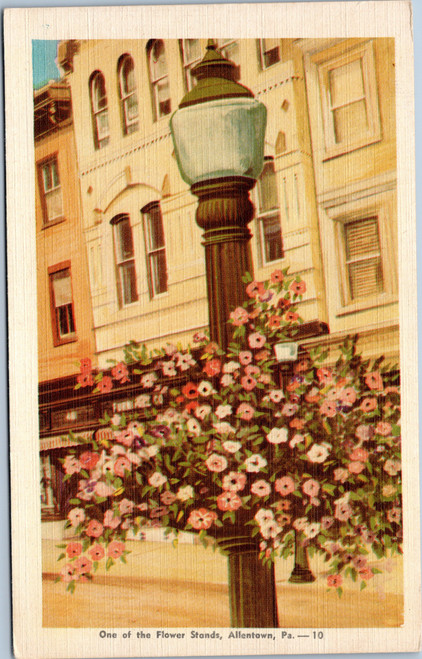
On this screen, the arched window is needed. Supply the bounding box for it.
[147,40,171,120]
[90,71,110,149]
[111,214,138,306]
[118,54,139,135]
[256,158,283,264]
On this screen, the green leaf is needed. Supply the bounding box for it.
[360,581,367,591]
[69,498,81,505]
[336,587,343,598]
[57,553,65,561]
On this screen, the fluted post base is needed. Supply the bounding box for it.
[289,531,316,583]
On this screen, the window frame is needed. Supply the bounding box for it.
[141,201,168,299]
[118,53,139,135]
[317,41,381,159]
[37,154,64,226]
[89,70,110,150]
[258,39,281,70]
[179,39,202,91]
[255,158,284,266]
[216,39,241,76]
[48,261,77,347]
[147,40,171,121]
[111,214,139,308]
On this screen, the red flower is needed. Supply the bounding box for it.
[270,270,284,284]
[203,359,222,377]
[217,491,242,511]
[185,400,199,414]
[350,448,369,462]
[359,567,374,581]
[320,400,337,417]
[365,371,384,391]
[289,418,305,430]
[182,382,199,399]
[98,376,113,393]
[114,456,131,477]
[66,542,83,558]
[188,508,218,530]
[107,541,125,559]
[360,398,377,413]
[268,315,282,329]
[255,349,270,362]
[79,451,100,471]
[80,358,92,373]
[77,372,94,387]
[175,395,185,404]
[316,368,332,384]
[246,281,265,298]
[241,375,257,391]
[88,544,105,561]
[327,574,343,588]
[277,297,291,311]
[290,280,306,296]
[112,362,129,383]
[86,520,104,538]
[74,556,93,574]
[285,311,299,322]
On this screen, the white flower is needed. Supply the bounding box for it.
[266,427,288,444]
[176,352,196,371]
[293,517,309,531]
[223,361,241,373]
[135,394,151,409]
[334,492,351,506]
[289,433,304,448]
[165,344,178,356]
[221,374,234,387]
[187,418,201,436]
[128,420,145,436]
[161,361,177,377]
[304,522,320,539]
[215,404,232,419]
[102,460,116,476]
[177,485,195,501]
[255,508,274,524]
[306,443,330,463]
[197,381,216,397]
[195,404,212,420]
[139,445,159,460]
[67,508,85,527]
[110,444,128,456]
[222,440,241,453]
[244,454,267,473]
[269,390,285,403]
[260,520,282,540]
[213,422,236,435]
[110,414,122,426]
[141,372,158,388]
[148,472,168,488]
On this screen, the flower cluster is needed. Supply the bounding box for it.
[58,270,401,595]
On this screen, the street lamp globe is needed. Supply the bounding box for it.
[170,40,267,185]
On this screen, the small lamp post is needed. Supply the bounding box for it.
[170,42,279,628]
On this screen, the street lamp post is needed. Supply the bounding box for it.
[170,41,279,628]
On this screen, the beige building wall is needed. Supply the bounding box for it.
[36,112,97,381]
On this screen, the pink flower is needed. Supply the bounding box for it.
[387,507,401,524]
[80,358,92,373]
[205,453,228,473]
[217,491,242,511]
[251,480,271,497]
[334,468,349,483]
[302,479,320,498]
[230,307,249,326]
[321,516,334,530]
[327,574,343,588]
[119,498,135,515]
[88,544,105,560]
[384,459,401,476]
[241,375,257,391]
[289,433,304,448]
[245,364,261,377]
[275,476,295,496]
[112,362,129,383]
[246,281,265,298]
[114,456,131,477]
[98,376,113,393]
[376,421,392,436]
[95,482,115,497]
[63,455,81,475]
[355,424,374,442]
[77,372,94,387]
[79,451,100,470]
[107,541,125,559]
[248,332,266,349]
[316,368,333,384]
[203,358,222,377]
[239,351,253,365]
[74,556,93,575]
[290,280,306,296]
[320,400,337,417]
[348,461,365,474]
[353,556,368,569]
[334,503,353,521]
[360,398,377,413]
[222,472,247,492]
[60,564,76,583]
[114,429,135,447]
[350,448,369,462]
[281,403,298,416]
[270,269,284,284]
[148,472,168,487]
[269,389,285,403]
[161,491,177,505]
[237,403,255,421]
[66,542,83,558]
[86,519,104,538]
[104,509,121,529]
[188,508,218,530]
[338,387,357,405]
[365,372,384,391]
[67,508,85,527]
[268,315,282,329]
[359,567,374,581]
[161,361,177,377]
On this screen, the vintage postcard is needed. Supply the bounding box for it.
[5,2,421,657]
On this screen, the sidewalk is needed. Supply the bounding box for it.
[43,538,404,628]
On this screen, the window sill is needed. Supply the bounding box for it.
[53,334,78,347]
[41,217,66,230]
[336,293,398,317]
[322,133,382,162]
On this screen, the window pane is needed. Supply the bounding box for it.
[263,215,283,262]
[146,207,165,250]
[120,261,138,304]
[184,39,201,64]
[151,40,167,79]
[51,160,60,187]
[52,270,72,306]
[157,78,171,116]
[333,99,368,143]
[93,74,107,110]
[125,95,138,121]
[42,163,52,191]
[347,258,383,299]
[115,219,134,261]
[220,41,240,68]
[329,59,365,108]
[96,111,109,140]
[345,217,380,260]
[45,188,63,221]
[262,39,280,67]
[258,162,278,212]
[150,251,168,295]
[122,57,135,94]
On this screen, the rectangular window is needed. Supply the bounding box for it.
[343,217,384,301]
[48,263,76,346]
[142,202,168,297]
[38,157,63,224]
[256,160,283,265]
[112,215,138,307]
[216,39,240,75]
[180,39,202,91]
[318,42,381,157]
[259,39,281,69]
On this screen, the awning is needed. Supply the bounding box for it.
[40,430,93,452]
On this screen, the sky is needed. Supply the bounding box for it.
[32,40,60,89]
